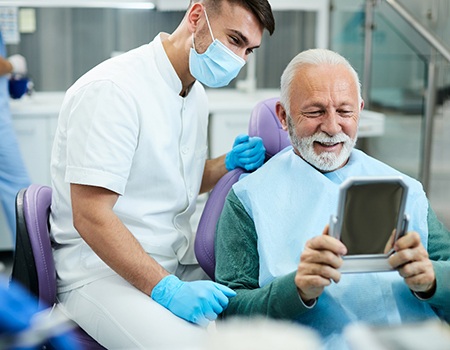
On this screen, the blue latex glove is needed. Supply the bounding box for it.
[151,275,236,327]
[225,134,265,171]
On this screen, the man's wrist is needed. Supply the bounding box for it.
[151,275,182,306]
[5,60,13,74]
[297,288,316,308]
[413,280,437,300]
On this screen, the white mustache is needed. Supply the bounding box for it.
[311,132,351,145]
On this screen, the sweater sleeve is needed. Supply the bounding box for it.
[424,204,450,320]
[215,189,311,320]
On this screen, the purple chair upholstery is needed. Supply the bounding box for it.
[11,184,105,349]
[248,97,291,158]
[194,168,245,280]
[194,97,290,280]
[13,185,54,307]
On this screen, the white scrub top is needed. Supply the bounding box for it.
[50,34,209,292]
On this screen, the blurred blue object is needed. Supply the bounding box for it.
[0,276,79,350]
[8,75,29,99]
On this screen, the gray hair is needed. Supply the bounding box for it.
[279,49,362,116]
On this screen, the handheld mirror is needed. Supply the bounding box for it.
[329,176,409,273]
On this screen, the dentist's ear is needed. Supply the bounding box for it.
[275,102,288,131]
[186,2,205,33]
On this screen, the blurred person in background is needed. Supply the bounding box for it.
[0,29,30,268]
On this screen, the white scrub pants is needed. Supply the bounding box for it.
[58,265,209,349]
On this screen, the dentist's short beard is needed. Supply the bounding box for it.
[287,116,357,172]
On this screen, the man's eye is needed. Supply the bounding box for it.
[339,110,354,117]
[303,111,323,118]
[229,36,240,45]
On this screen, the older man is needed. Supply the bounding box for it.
[215,48,450,349]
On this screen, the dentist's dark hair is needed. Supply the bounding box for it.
[189,0,275,35]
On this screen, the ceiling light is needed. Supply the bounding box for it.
[0,1,156,10]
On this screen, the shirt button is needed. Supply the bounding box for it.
[182,147,189,154]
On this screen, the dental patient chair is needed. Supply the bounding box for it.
[11,184,106,349]
[195,97,290,280]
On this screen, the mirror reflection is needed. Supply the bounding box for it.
[340,182,405,255]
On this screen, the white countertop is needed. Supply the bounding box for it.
[206,88,281,112]
[10,91,65,116]
[10,90,280,115]
[10,90,385,137]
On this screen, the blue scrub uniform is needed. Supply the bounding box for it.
[0,32,30,240]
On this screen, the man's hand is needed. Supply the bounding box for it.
[225,134,265,171]
[8,54,27,76]
[389,231,436,295]
[295,226,347,303]
[151,275,236,327]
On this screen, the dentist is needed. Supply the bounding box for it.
[50,1,275,348]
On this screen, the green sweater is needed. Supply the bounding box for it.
[215,189,450,321]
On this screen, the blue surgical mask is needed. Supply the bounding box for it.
[189,9,245,88]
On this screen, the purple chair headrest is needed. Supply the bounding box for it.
[248,97,291,158]
[195,97,290,281]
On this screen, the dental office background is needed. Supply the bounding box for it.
[0,0,449,250]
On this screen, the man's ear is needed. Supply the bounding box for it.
[186,3,204,33]
[275,102,288,131]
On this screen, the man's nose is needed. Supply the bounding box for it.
[320,112,341,136]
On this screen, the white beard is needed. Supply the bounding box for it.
[288,118,357,172]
